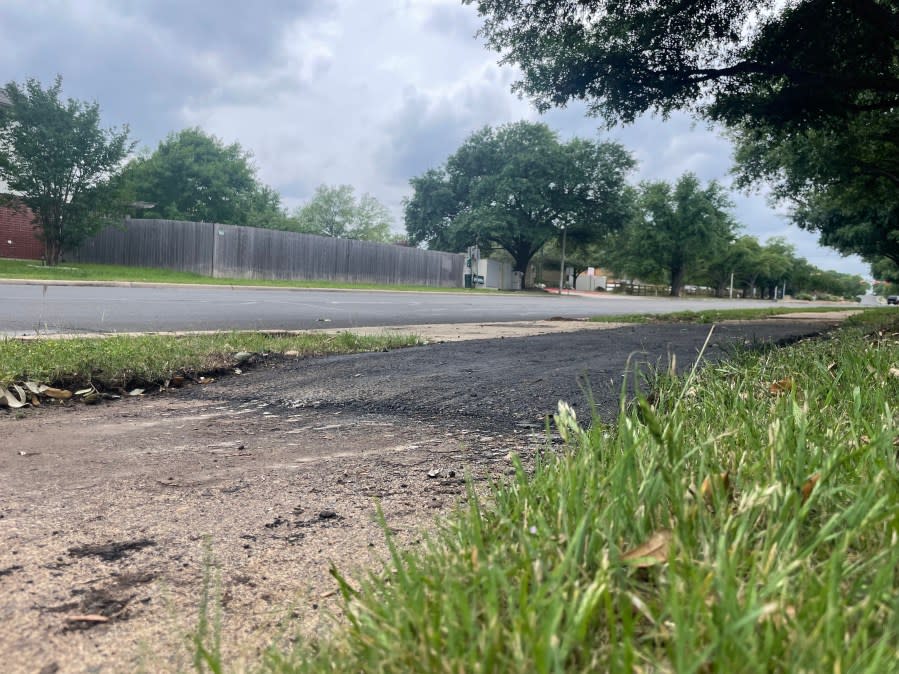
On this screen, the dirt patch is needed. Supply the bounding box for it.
[0,319,845,672]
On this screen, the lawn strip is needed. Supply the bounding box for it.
[0,331,421,390]
[0,258,500,293]
[590,305,866,324]
[268,308,899,672]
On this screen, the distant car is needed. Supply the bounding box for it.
[888,295,899,305]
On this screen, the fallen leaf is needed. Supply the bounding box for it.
[23,381,43,394]
[621,529,673,567]
[75,387,94,396]
[1,389,27,408]
[769,378,793,395]
[170,375,185,387]
[700,471,731,505]
[11,384,27,404]
[128,388,145,396]
[43,387,73,400]
[284,350,299,357]
[800,473,820,504]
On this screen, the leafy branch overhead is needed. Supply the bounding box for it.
[467,0,898,128]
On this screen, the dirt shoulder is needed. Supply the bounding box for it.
[0,316,847,673]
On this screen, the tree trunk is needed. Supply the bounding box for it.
[670,264,685,297]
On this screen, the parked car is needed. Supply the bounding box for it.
[888,295,899,305]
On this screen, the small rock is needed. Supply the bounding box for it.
[427,468,441,479]
[234,351,253,363]
[318,509,338,520]
[448,470,456,478]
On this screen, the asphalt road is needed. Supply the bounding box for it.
[1,282,787,334]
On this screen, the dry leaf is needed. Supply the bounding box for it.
[24,381,43,394]
[128,388,145,396]
[43,387,73,400]
[11,384,27,404]
[0,388,24,409]
[0,389,27,408]
[621,529,673,567]
[700,471,731,504]
[769,378,793,395]
[75,387,94,396]
[800,473,820,504]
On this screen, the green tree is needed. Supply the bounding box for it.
[121,128,286,226]
[0,76,133,265]
[704,235,760,298]
[404,121,635,275]
[467,0,898,128]
[755,237,796,299]
[292,185,393,242]
[608,174,737,297]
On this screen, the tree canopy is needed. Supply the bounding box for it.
[121,128,286,227]
[0,77,133,265]
[291,185,394,242]
[607,174,737,296]
[467,0,899,129]
[404,121,635,275]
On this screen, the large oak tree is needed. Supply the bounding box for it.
[404,121,634,275]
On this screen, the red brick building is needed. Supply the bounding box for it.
[0,90,44,260]
[0,201,44,260]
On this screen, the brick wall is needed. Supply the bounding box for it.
[0,202,44,260]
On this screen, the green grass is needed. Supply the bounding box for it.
[591,305,864,324]
[0,331,421,389]
[262,309,899,673]
[0,258,494,293]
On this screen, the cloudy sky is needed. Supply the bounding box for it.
[0,0,868,277]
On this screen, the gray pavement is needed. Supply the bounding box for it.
[0,281,815,335]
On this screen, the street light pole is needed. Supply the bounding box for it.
[558,224,567,296]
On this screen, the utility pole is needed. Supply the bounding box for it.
[729,272,734,299]
[558,224,567,296]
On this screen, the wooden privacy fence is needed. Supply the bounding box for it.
[72,219,465,287]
